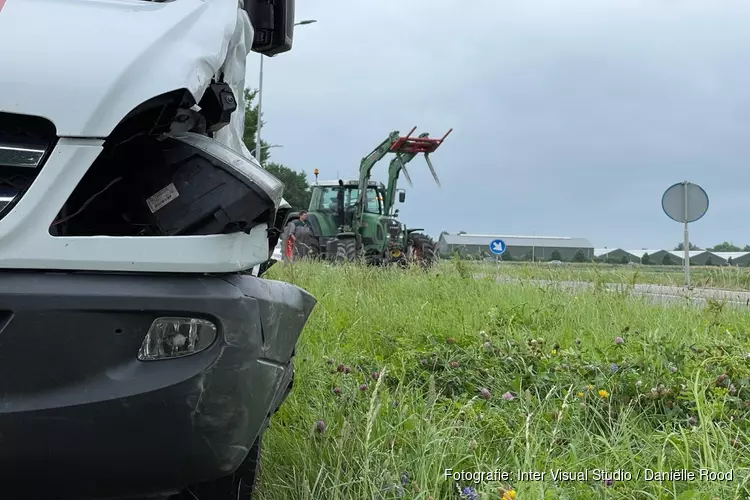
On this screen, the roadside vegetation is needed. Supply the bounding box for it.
[257,261,750,499]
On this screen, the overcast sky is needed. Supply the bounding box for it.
[246,0,750,250]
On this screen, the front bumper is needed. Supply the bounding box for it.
[0,270,315,499]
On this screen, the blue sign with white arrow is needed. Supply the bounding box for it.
[489,239,506,255]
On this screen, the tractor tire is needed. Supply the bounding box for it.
[407,232,438,268]
[294,227,319,259]
[335,238,358,264]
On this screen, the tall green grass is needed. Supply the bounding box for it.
[257,262,750,499]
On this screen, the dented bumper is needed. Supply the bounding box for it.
[0,270,315,499]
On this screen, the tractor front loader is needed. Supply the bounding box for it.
[282,126,452,267]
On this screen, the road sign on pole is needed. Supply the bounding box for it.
[489,239,506,263]
[661,181,709,289]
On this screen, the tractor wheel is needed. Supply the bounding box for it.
[335,238,358,263]
[294,227,319,259]
[407,233,438,268]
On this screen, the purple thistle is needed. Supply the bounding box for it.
[502,391,516,401]
[615,337,624,345]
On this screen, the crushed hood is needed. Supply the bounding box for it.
[0,0,243,138]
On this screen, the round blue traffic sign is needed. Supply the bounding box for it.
[489,239,506,255]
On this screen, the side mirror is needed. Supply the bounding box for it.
[398,191,406,203]
[245,0,295,56]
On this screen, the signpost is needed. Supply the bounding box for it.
[489,238,506,263]
[661,181,709,288]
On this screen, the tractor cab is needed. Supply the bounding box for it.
[308,180,385,237]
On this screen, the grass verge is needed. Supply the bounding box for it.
[257,261,750,499]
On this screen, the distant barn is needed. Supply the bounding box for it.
[438,233,594,261]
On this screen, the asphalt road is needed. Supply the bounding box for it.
[480,275,750,309]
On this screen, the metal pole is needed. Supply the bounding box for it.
[683,181,690,288]
[253,19,316,165]
[254,55,264,163]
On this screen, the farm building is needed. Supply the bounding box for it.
[438,233,594,261]
[597,249,678,265]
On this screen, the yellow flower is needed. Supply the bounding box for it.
[577,392,584,398]
[586,384,594,391]
[598,389,609,399]
[551,349,557,355]
[502,490,517,500]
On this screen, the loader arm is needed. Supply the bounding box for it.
[354,131,401,230]
[354,127,453,230]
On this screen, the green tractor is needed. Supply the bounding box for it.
[281,126,452,267]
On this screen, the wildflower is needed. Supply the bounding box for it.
[577,392,584,398]
[615,336,624,345]
[344,365,352,374]
[372,371,380,380]
[586,384,594,391]
[502,489,517,500]
[688,416,698,426]
[315,420,326,433]
[502,391,516,401]
[610,363,618,374]
[598,389,609,399]
[479,388,492,400]
[360,384,368,392]
[669,365,677,373]
[729,384,737,395]
[333,387,341,395]
[450,361,459,368]
[447,337,457,344]
[460,486,479,500]
[337,363,345,373]
[605,478,614,487]
[551,349,558,355]
[636,380,643,387]
[469,439,478,450]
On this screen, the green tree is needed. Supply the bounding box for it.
[242,89,272,164]
[502,249,513,261]
[662,254,674,265]
[642,252,650,265]
[572,249,586,262]
[705,256,713,266]
[263,162,311,211]
[241,88,312,211]
[674,242,701,251]
[728,256,735,266]
[709,241,742,252]
[550,249,562,261]
[620,255,629,264]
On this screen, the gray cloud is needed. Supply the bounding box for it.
[248,0,750,249]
